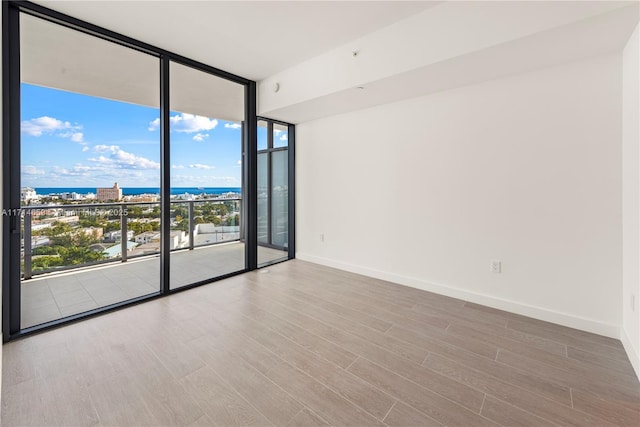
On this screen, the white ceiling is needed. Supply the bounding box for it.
[33,0,438,81]
[21,1,640,124]
[259,1,640,122]
[21,12,246,121]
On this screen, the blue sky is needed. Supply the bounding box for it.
[20,83,244,188]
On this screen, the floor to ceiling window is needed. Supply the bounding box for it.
[168,62,246,288]
[257,119,294,267]
[2,1,295,340]
[18,12,162,328]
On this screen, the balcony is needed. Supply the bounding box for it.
[19,199,288,328]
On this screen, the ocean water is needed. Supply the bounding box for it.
[34,187,241,196]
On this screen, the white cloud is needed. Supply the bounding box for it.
[52,166,68,173]
[89,145,160,170]
[94,144,120,153]
[26,164,158,187]
[82,146,90,152]
[50,164,99,177]
[147,118,160,131]
[237,160,242,166]
[273,129,282,135]
[148,113,218,133]
[21,116,76,136]
[172,164,185,169]
[58,131,85,144]
[193,133,209,142]
[21,116,85,143]
[225,123,241,130]
[114,151,160,169]
[70,132,84,143]
[21,165,45,175]
[106,138,160,146]
[189,163,215,170]
[279,133,288,141]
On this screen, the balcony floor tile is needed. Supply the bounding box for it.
[20,243,286,329]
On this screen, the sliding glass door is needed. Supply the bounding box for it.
[169,62,245,289]
[19,13,162,328]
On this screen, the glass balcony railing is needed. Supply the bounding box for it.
[20,198,242,279]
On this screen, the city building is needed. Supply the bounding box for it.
[20,187,37,203]
[127,242,160,257]
[132,230,187,250]
[103,230,134,242]
[30,222,51,232]
[102,241,139,258]
[133,231,160,245]
[96,182,122,201]
[125,194,159,203]
[59,191,83,201]
[40,215,80,226]
[194,223,240,245]
[78,226,103,240]
[1,2,639,426]
[30,236,50,248]
[169,230,188,249]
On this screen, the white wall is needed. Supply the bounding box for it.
[297,54,623,337]
[622,23,640,378]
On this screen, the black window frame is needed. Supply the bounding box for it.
[1,0,294,341]
[257,117,296,262]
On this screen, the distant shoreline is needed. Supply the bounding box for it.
[31,187,241,196]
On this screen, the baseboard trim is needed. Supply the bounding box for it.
[296,252,620,339]
[620,328,640,381]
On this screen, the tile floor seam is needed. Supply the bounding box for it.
[200,353,298,426]
[422,350,607,420]
[344,355,360,371]
[381,399,397,422]
[347,354,485,415]
[229,322,396,425]
[482,394,566,427]
[569,388,574,408]
[250,288,508,414]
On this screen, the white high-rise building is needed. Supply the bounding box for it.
[20,187,37,203]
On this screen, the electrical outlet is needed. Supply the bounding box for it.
[490,260,501,274]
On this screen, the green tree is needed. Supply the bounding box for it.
[49,222,73,247]
[32,246,58,256]
[174,219,189,232]
[32,255,63,271]
[129,221,153,234]
[224,201,236,213]
[58,246,105,265]
[75,229,101,247]
[128,206,143,218]
[226,214,240,226]
[173,204,188,218]
[104,221,120,232]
